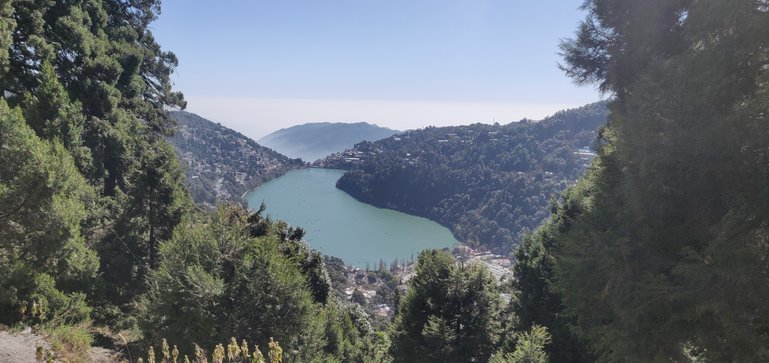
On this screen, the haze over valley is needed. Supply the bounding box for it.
[259,122,398,162]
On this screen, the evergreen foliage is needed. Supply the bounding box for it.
[139,205,325,361]
[0,100,97,325]
[140,205,380,362]
[0,3,382,362]
[534,0,769,361]
[0,0,192,325]
[9,0,769,361]
[490,325,551,363]
[389,250,501,362]
[508,221,594,363]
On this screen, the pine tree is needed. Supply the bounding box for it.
[490,325,551,363]
[389,250,501,362]
[0,100,97,324]
[554,0,769,360]
[508,213,594,362]
[126,142,191,270]
[0,0,12,78]
[140,205,326,362]
[0,0,190,322]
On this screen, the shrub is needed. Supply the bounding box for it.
[49,324,93,363]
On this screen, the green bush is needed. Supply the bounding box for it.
[0,101,97,326]
[139,206,326,361]
[49,324,93,363]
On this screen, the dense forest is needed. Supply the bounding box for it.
[323,103,607,252]
[0,2,382,362]
[169,111,304,206]
[511,0,769,362]
[2,0,769,362]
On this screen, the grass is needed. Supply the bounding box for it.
[48,324,93,363]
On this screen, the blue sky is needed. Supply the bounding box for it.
[152,1,601,139]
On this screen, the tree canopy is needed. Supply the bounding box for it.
[0,3,384,362]
[542,0,769,361]
[389,250,501,363]
[0,100,97,325]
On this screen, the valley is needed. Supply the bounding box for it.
[244,168,459,267]
[319,102,607,253]
[3,1,765,361]
[173,101,608,270]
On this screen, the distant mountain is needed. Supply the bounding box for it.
[259,122,399,162]
[169,111,305,206]
[319,102,608,253]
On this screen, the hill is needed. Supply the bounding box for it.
[259,122,398,162]
[169,111,305,206]
[318,102,608,253]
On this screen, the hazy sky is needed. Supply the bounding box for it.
[152,1,602,139]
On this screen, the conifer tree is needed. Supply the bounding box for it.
[389,250,501,362]
[0,0,190,320]
[508,214,594,362]
[140,206,326,362]
[553,0,769,360]
[490,325,551,363]
[0,100,97,324]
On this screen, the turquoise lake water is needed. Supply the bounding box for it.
[245,168,458,267]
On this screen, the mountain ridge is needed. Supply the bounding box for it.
[319,101,608,252]
[259,122,399,162]
[169,111,305,206]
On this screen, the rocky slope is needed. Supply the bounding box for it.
[169,111,305,206]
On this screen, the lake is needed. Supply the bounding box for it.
[245,168,459,267]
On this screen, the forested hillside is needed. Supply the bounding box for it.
[169,111,304,206]
[0,2,383,362]
[322,103,607,252]
[260,122,398,162]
